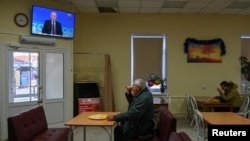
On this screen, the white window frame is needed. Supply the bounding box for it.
[131,34,167,95]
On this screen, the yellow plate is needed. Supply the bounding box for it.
[88,114,108,120]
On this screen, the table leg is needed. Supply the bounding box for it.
[67,127,73,141]
[109,127,112,141]
[68,126,78,141]
[204,105,209,112]
[202,105,206,111]
[83,126,86,141]
[100,126,112,141]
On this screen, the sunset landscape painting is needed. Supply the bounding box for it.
[187,42,222,63]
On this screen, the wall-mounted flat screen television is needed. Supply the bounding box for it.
[31,5,76,39]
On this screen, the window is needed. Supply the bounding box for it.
[241,34,250,93]
[8,51,39,103]
[131,34,167,94]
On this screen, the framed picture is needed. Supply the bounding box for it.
[184,38,226,63]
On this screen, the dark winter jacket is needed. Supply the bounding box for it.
[114,88,155,139]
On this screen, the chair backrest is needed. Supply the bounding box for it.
[185,94,192,113]
[244,109,250,119]
[185,94,193,123]
[155,106,177,141]
[7,106,48,141]
[239,97,250,114]
[194,109,206,140]
[190,96,198,112]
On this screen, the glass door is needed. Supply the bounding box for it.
[0,44,71,140]
[7,48,67,125]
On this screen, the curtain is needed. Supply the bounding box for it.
[103,54,115,111]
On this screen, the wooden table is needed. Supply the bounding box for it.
[201,112,250,125]
[201,112,250,140]
[65,112,119,141]
[195,97,233,112]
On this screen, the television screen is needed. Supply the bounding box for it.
[31,5,76,39]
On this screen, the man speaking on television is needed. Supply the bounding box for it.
[42,11,63,36]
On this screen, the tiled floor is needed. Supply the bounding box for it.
[71,118,196,141]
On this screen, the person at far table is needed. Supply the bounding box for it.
[107,78,155,141]
[215,80,242,112]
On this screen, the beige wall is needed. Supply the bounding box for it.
[1,0,250,117]
[74,14,250,114]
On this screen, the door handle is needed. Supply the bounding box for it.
[37,86,43,104]
[33,86,38,98]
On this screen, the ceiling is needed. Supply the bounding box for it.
[56,0,250,15]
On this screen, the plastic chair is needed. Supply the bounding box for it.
[194,109,208,141]
[185,94,192,123]
[189,96,198,130]
[238,96,250,116]
[244,109,250,119]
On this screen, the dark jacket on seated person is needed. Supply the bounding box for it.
[114,87,155,140]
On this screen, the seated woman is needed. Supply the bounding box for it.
[215,81,242,112]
